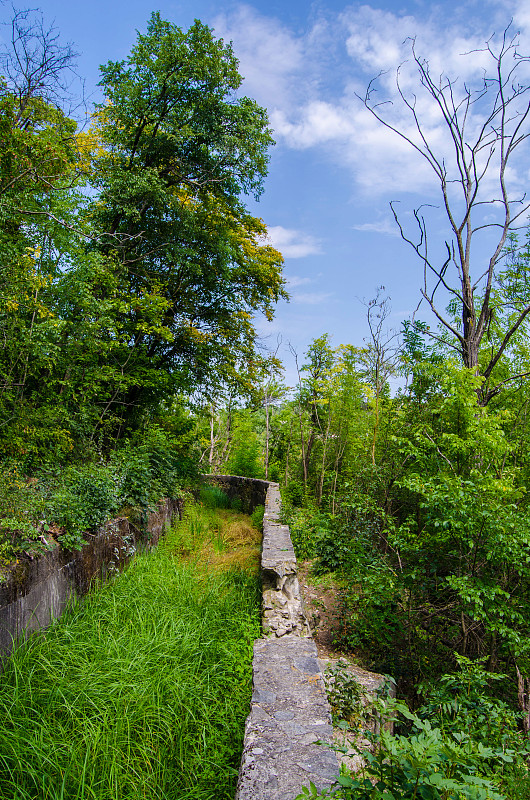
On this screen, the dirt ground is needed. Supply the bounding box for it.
[297,558,392,773]
[297,559,346,658]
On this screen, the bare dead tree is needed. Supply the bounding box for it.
[0,6,80,121]
[359,288,400,464]
[360,28,530,404]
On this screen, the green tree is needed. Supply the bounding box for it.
[226,410,264,479]
[88,13,286,428]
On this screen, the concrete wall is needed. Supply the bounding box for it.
[0,498,182,659]
[202,474,269,513]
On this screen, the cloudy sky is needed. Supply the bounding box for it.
[5,0,530,376]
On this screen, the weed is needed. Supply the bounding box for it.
[250,504,265,530]
[199,485,232,509]
[325,662,371,729]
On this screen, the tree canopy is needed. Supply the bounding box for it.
[0,10,285,463]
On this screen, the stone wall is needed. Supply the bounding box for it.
[202,473,269,513]
[0,498,182,659]
[235,482,339,800]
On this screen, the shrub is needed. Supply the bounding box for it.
[199,486,232,509]
[0,464,49,561]
[50,464,119,548]
[284,480,306,507]
[250,504,265,530]
[285,506,325,560]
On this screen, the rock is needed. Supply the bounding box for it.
[235,638,339,800]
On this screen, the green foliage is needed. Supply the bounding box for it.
[333,712,507,800]
[0,510,260,799]
[284,505,326,560]
[50,464,119,548]
[199,486,232,509]
[250,504,265,530]
[226,412,265,478]
[0,418,196,559]
[89,11,286,409]
[0,465,49,562]
[114,424,197,511]
[299,658,530,800]
[284,480,308,508]
[325,662,372,728]
[417,656,527,762]
[0,7,284,506]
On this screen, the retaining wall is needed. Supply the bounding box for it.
[203,476,338,799]
[0,498,182,659]
[203,473,270,513]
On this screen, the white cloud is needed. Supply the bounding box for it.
[285,275,313,288]
[215,1,530,202]
[266,226,322,258]
[271,101,356,148]
[353,219,400,236]
[291,291,333,305]
[211,5,305,110]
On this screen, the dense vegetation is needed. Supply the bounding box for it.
[201,313,530,797]
[0,8,284,560]
[0,493,261,799]
[3,6,530,799]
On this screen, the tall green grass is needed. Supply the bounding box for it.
[199,486,232,509]
[0,512,261,799]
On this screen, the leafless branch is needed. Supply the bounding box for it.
[362,26,530,401]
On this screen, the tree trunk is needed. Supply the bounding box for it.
[317,410,332,506]
[516,664,530,737]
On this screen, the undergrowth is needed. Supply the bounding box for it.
[0,425,198,565]
[0,501,261,799]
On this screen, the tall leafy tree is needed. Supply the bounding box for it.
[88,13,285,425]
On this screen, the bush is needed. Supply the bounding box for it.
[113,424,198,510]
[0,422,197,559]
[284,480,306,507]
[199,486,232,509]
[250,504,265,530]
[285,506,325,560]
[50,464,119,548]
[0,464,50,562]
[417,656,529,767]
[297,696,509,800]
[298,657,530,800]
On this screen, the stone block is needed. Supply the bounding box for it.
[235,638,338,800]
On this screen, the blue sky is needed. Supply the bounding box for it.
[4,0,530,378]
